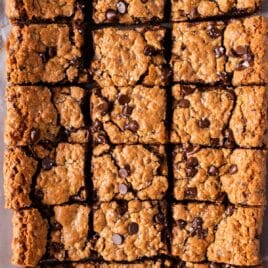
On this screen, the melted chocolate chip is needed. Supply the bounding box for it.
[91,120,103,133]
[207,25,222,39]
[125,120,139,132]
[56,127,70,142]
[106,9,118,22]
[236,59,251,71]
[154,213,165,224]
[118,94,130,105]
[112,233,124,245]
[198,117,210,128]
[186,157,199,167]
[119,183,128,195]
[117,1,127,14]
[229,164,238,174]
[128,222,139,235]
[223,128,235,148]
[116,201,128,215]
[178,99,190,108]
[177,219,187,229]
[119,165,131,178]
[42,157,54,170]
[185,167,198,178]
[48,47,57,58]
[214,46,225,58]
[98,101,109,115]
[235,45,249,56]
[207,165,219,176]
[184,187,197,198]
[30,128,40,143]
[144,45,157,56]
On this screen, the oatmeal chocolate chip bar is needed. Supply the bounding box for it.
[91,27,170,87]
[5,86,89,146]
[172,204,263,266]
[7,24,88,84]
[4,143,87,209]
[49,204,91,261]
[92,0,165,24]
[171,16,268,86]
[93,200,168,261]
[171,85,268,148]
[12,209,48,267]
[171,0,261,21]
[91,86,167,144]
[92,144,168,201]
[6,0,85,22]
[173,147,266,205]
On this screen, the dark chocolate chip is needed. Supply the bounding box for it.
[236,59,251,71]
[98,101,109,116]
[235,45,249,56]
[223,128,235,148]
[116,201,128,215]
[214,46,226,58]
[119,165,131,178]
[154,213,165,224]
[186,157,199,168]
[34,189,44,200]
[30,128,40,143]
[92,120,103,132]
[128,222,139,235]
[207,165,219,176]
[177,219,187,229]
[119,183,128,195]
[96,133,107,144]
[184,187,197,198]
[185,167,198,178]
[229,164,238,174]
[189,7,199,19]
[226,205,235,216]
[125,120,139,132]
[181,85,196,96]
[144,45,157,56]
[56,127,70,142]
[42,157,54,170]
[198,117,210,128]
[178,99,190,108]
[122,105,133,117]
[105,9,118,22]
[48,47,57,58]
[218,71,231,84]
[207,25,222,39]
[118,94,130,105]
[117,1,128,14]
[228,48,239,57]
[112,233,124,245]
[51,242,64,252]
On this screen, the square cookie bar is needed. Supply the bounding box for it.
[91,86,167,144]
[5,86,89,146]
[92,0,165,24]
[92,144,168,201]
[91,26,169,87]
[4,143,87,209]
[171,85,268,148]
[6,0,85,22]
[93,200,167,261]
[171,0,261,21]
[171,16,268,86]
[172,203,263,266]
[172,147,266,205]
[7,24,88,84]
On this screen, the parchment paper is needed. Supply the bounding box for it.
[0,0,267,266]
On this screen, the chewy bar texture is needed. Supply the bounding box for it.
[91,26,169,87]
[171,16,268,86]
[173,147,266,205]
[6,0,85,22]
[4,143,87,209]
[171,85,268,148]
[5,86,89,146]
[92,144,168,201]
[12,205,91,267]
[172,204,264,266]
[92,0,165,24]
[90,86,167,144]
[171,0,261,21]
[7,23,88,84]
[93,200,168,261]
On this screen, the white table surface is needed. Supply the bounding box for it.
[0,0,267,267]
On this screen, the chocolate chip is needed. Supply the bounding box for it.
[226,205,235,216]
[236,59,251,71]
[91,120,103,132]
[189,7,199,19]
[51,242,64,252]
[198,118,210,128]
[229,164,238,174]
[207,25,222,39]
[186,167,198,178]
[218,71,231,84]
[105,9,118,22]
[116,201,128,215]
[51,221,62,231]
[119,165,131,178]
[144,45,157,56]
[119,183,128,195]
[125,120,139,132]
[128,222,139,235]
[39,52,48,63]
[42,157,54,170]
[56,127,70,142]
[96,133,107,144]
[181,85,196,96]
[112,233,124,245]
[214,46,225,58]
[192,217,203,229]
[178,99,190,108]
[228,48,238,57]
[186,157,199,168]
[118,94,130,105]
[34,189,44,200]
[177,219,187,229]
[210,138,220,147]
[122,105,133,117]
[223,128,235,148]
[117,1,127,14]
[30,128,40,143]
[184,187,197,198]
[207,165,219,176]
[70,187,87,202]
[154,213,165,224]
[235,45,249,56]
[48,47,57,58]
[98,101,109,115]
